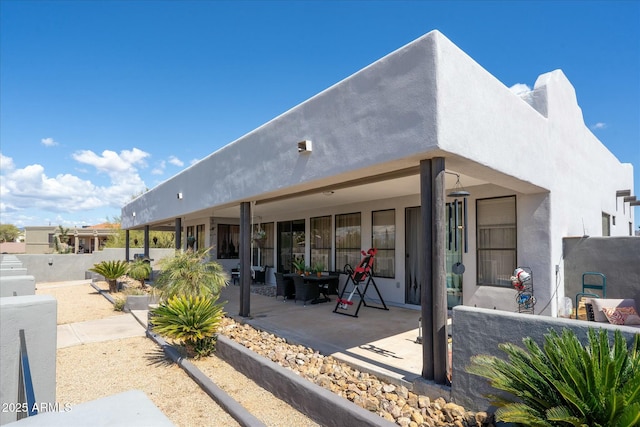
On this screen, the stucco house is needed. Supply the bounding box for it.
[121,29,635,365]
[23,224,117,254]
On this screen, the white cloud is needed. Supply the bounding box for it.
[41,137,58,147]
[509,83,532,96]
[151,160,165,175]
[190,158,200,166]
[72,148,149,174]
[0,152,15,171]
[591,122,607,130]
[0,147,151,225]
[168,155,184,167]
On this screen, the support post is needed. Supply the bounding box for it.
[420,159,434,381]
[175,218,182,250]
[125,230,130,261]
[239,202,251,317]
[144,225,150,258]
[432,157,448,385]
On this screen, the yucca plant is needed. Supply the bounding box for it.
[89,260,128,292]
[467,328,640,427]
[151,294,225,358]
[153,248,227,301]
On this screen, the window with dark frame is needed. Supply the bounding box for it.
[310,216,331,271]
[476,196,517,287]
[335,212,361,271]
[372,209,395,278]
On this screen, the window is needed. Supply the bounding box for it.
[372,210,395,278]
[196,224,205,250]
[252,222,274,267]
[477,196,517,287]
[310,216,331,271]
[335,213,361,271]
[217,224,239,258]
[602,212,611,236]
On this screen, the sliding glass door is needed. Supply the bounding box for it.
[277,219,305,273]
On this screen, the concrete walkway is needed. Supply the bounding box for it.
[57,314,146,349]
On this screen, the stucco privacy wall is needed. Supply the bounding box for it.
[450,305,640,413]
[13,249,175,283]
[563,236,640,305]
[122,32,444,227]
[0,295,57,425]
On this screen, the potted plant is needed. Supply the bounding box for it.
[292,257,306,275]
[252,228,267,247]
[313,262,325,277]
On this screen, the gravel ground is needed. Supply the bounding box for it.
[39,281,320,427]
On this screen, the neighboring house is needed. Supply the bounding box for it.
[121,30,635,318]
[24,223,118,254]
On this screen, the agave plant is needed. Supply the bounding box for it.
[151,294,225,358]
[89,260,128,292]
[153,248,227,301]
[467,328,640,427]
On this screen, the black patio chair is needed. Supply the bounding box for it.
[275,272,292,301]
[293,275,320,306]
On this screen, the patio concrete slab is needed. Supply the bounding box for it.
[218,284,427,384]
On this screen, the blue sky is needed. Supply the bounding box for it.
[1,0,638,228]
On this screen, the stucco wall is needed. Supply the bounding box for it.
[451,305,640,413]
[563,236,640,307]
[0,295,57,425]
[13,249,175,284]
[122,32,442,229]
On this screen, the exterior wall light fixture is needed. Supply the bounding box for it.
[297,140,312,153]
[177,192,183,199]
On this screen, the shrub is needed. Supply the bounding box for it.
[127,258,152,287]
[467,328,640,426]
[89,260,128,292]
[153,248,227,301]
[113,297,126,312]
[151,294,225,358]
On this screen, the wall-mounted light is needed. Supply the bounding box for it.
[297,140,312,153]
[132,212,136,217]
[177,192,183,200]
[48,257,53,266]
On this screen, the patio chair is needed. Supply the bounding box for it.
[293,275,319,306]
[274,272,292,301]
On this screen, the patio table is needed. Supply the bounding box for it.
[284,274,340,304]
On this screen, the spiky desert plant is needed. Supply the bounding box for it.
[467,328,640,427]
[89,260,128,292]
[153,248,227,301]
[151,294,225,358]
[127,258,152,287]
